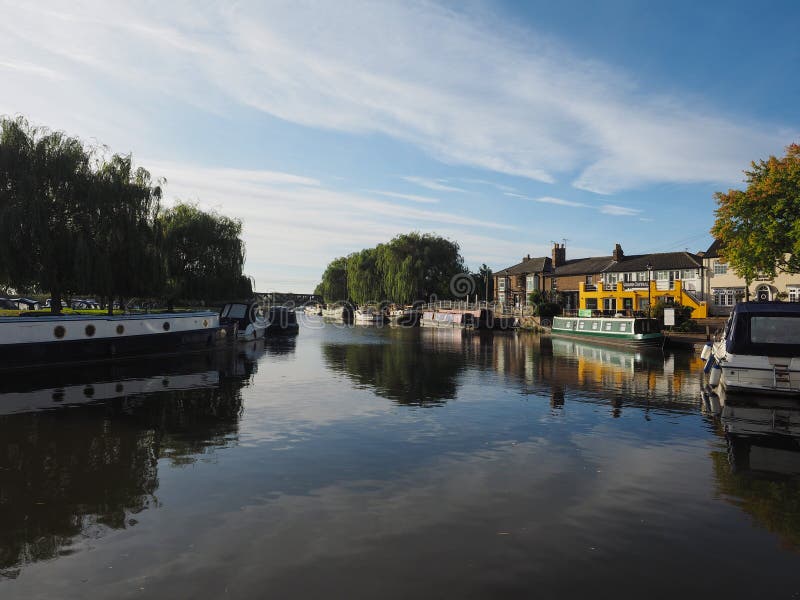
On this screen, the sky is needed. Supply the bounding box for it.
[1,0,798,293]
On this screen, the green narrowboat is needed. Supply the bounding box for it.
[551,316,663,347]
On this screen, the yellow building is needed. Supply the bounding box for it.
[579,280,708,319]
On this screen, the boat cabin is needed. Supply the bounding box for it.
[722,302,800,358]
[220,302,264,331]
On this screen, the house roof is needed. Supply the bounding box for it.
[495,256,551,276]
[704,239,722,258]
[604,252,703,273]
[554,256,615,276]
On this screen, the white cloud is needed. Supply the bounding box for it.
[402,176,466,193]
[365,190,439,204]
[505,192,587,209]
[0,1,791,195]
[145,161,515,291]
[599,204,642,216]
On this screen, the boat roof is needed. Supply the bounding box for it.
[732,302,800,316]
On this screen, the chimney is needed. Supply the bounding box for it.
[552,242,566,268]
[612,243,624,262]
[522,254,531,262]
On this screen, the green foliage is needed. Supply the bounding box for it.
[161,203,252,303]
[317,256,349,303]
[712,143,800,280]
[478,263,493,302]
[0,116,252,311]
[535,302,562,319]
[316,232,465,304]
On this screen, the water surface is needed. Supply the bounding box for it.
[1,324,799,598]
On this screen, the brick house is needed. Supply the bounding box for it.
[493,255,552,307]
[547,243,616,311]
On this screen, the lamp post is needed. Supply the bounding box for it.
[646,262,653,318]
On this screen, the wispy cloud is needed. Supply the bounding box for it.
[0,1,790,194]
[403,176,465,193]
[599,204,642,216]
[365,190,439,204]
[145,161,514,291]
[504,192,589,209]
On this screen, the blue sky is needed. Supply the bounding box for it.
[1,0,797,293]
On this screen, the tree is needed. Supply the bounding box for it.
[0,117,93,313]
[478,263,493,302]
[317,256,349,304]
[316,232,466,305]
[711,143,800,281]
[90,154,164,314]
[160,203,252,305]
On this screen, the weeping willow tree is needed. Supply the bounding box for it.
[0,117,92,313]
[316,232,466,304]
[88,155,165,314]
[317,256,349,303]
[1,116,254,313]
[160,203,252,306]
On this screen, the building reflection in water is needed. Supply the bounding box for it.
[0,342,268,579]
[702,386,800,550]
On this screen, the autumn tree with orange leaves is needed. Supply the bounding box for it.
[711,144,800,286]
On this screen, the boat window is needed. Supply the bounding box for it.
[228,304,247,319]
[592,322,599,330]
[578,321,585,330]
[221,304,231,317]
[619,323,627,332]
[604,323,612,331]
[750,317,800,344]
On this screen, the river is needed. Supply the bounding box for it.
[1,322,798,598]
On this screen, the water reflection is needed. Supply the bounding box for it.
[0,343,265,579]
[322,329,465,405]
[703,386,800,550]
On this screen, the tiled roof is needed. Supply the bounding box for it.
[495,256,551,276]
[604,252,703,273]
[704,239,722,258]
[554,256,615,276]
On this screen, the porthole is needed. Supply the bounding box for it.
[52,389,65,402]
[163,321,171,331]
[83,385,95,397]
[162,378,170,387]
[54,325,66,339]
[203,319,209,327]
[85,324,96,337]
[116,324,125,335]
[115,383,124,393]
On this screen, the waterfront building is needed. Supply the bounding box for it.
[579,245,708,318]
[547,242,616,312]
[703,239,800,315]
[493,254,551,307]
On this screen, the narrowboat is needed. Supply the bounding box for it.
[388,306,421,327]
[550,315,663,347]
[0,311,220,369]
[706,302,800,395]
[265,306,300,334]
[420,308,515,330]
[219,301,267,341]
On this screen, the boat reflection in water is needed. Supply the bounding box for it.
[0,342,267,580]
[702,385,800,548]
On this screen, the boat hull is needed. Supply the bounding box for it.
[0,312,219,369]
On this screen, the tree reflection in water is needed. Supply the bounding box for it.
[0,343,264,579]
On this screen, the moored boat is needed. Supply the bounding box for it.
[388,306,421,326]
[265,306,300,334]
[354,306,386,325]
[322,304,354,323]
[420,308,512,330]
[706,302,800,395]
[219,301,267,341]
[550,315,663,347]
[0,311,220,369]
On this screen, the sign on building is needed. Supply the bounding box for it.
[663,308,675,327]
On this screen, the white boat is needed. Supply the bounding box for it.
[219,301,267,341]
[304,304,322,316]
[0,311,220,369]
[354,307,386,324]
[707,302,800,395]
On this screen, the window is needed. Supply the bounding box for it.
[526,275,537,292]
[498,277,506,291]
[656,271,669,281]
[605,273,618,285]
[751,317,800,344]
[498,292,506,303]
[623,272,633,282]
[713,261,728,275]
[682,269,699,280]
[712,288,741,306]
[620,323,627,332]
[789,286,800,302]
[585,275,593,285]
[636,271,649,282]
[585,298,598,310]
